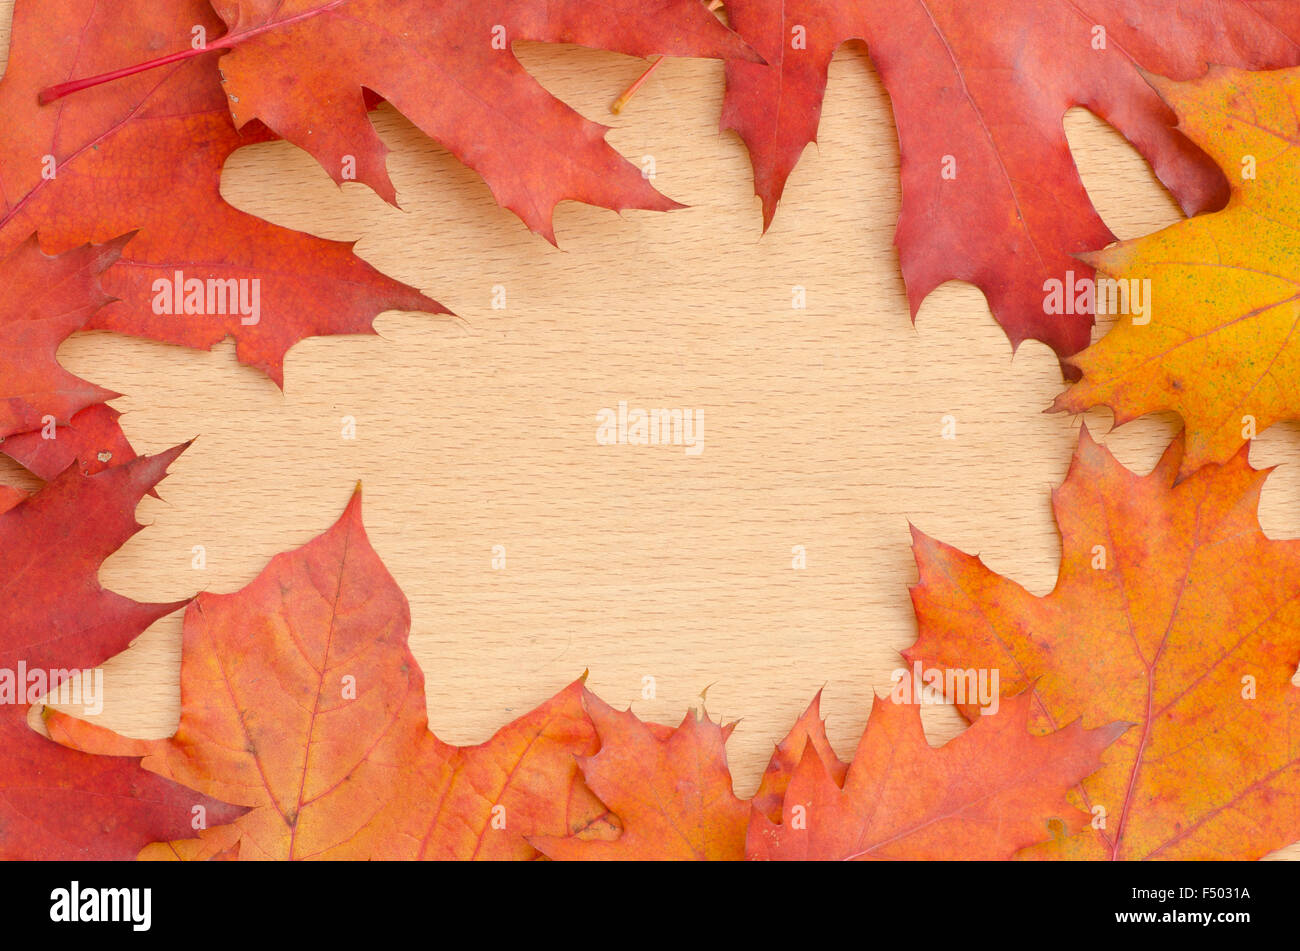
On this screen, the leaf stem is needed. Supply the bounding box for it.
[38,0,347,105]
[611,57,666,114]
[610,0,724,114]
[39,44,225,104]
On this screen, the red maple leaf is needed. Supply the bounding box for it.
[0,235,124,442]
[2,404,138,481]
[0,233,142,479]
[0,445,244,858]
[0,446,187,680]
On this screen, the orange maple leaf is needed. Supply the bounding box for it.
[47,489,612,860]
[907,427,1300,859]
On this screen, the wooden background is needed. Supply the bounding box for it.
[4,2,1299,859]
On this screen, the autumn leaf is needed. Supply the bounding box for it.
[2,404,138,481]
[0,484,22,513]
[0,444,189,683]
[47,488,616,860]
[1054,65,1300,476]
[746,685,1125,860]
[41,0,759,243]
[0,0,444,385]
[36,482,1133,861]
[750,688,845,823]
[907,426,1300,859]
[0,444,245,859]
[184,0,758,242]
[718,0,1300,366]
[534,685,1120,860]
[532,691,749,860]
[1,715,251,860]
[0,716,248,860]
[0,230,139,479]
[0,234,124,442]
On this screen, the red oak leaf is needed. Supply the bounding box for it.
[719,0,1300,366]
[535,686,1121,860]
[0,0,444,385]
[194,0,759,242]
[1,716,244,860]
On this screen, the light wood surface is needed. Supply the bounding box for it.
[4,3,1299,859]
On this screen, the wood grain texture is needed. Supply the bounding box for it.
[4,3,1300,859]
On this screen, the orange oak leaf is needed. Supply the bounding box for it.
[750,688,846,823]
[746,684,1125,860]
[47,488,615,860]
[0,0,444,385]
[0,234,124,441]
[907,427,1300,859]
[1053,65,1300,476]
[0,444,246,859]
[718,0,1300,367]
[531,691,750,860]
[189,0,759,242]
[2,404,138,481]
